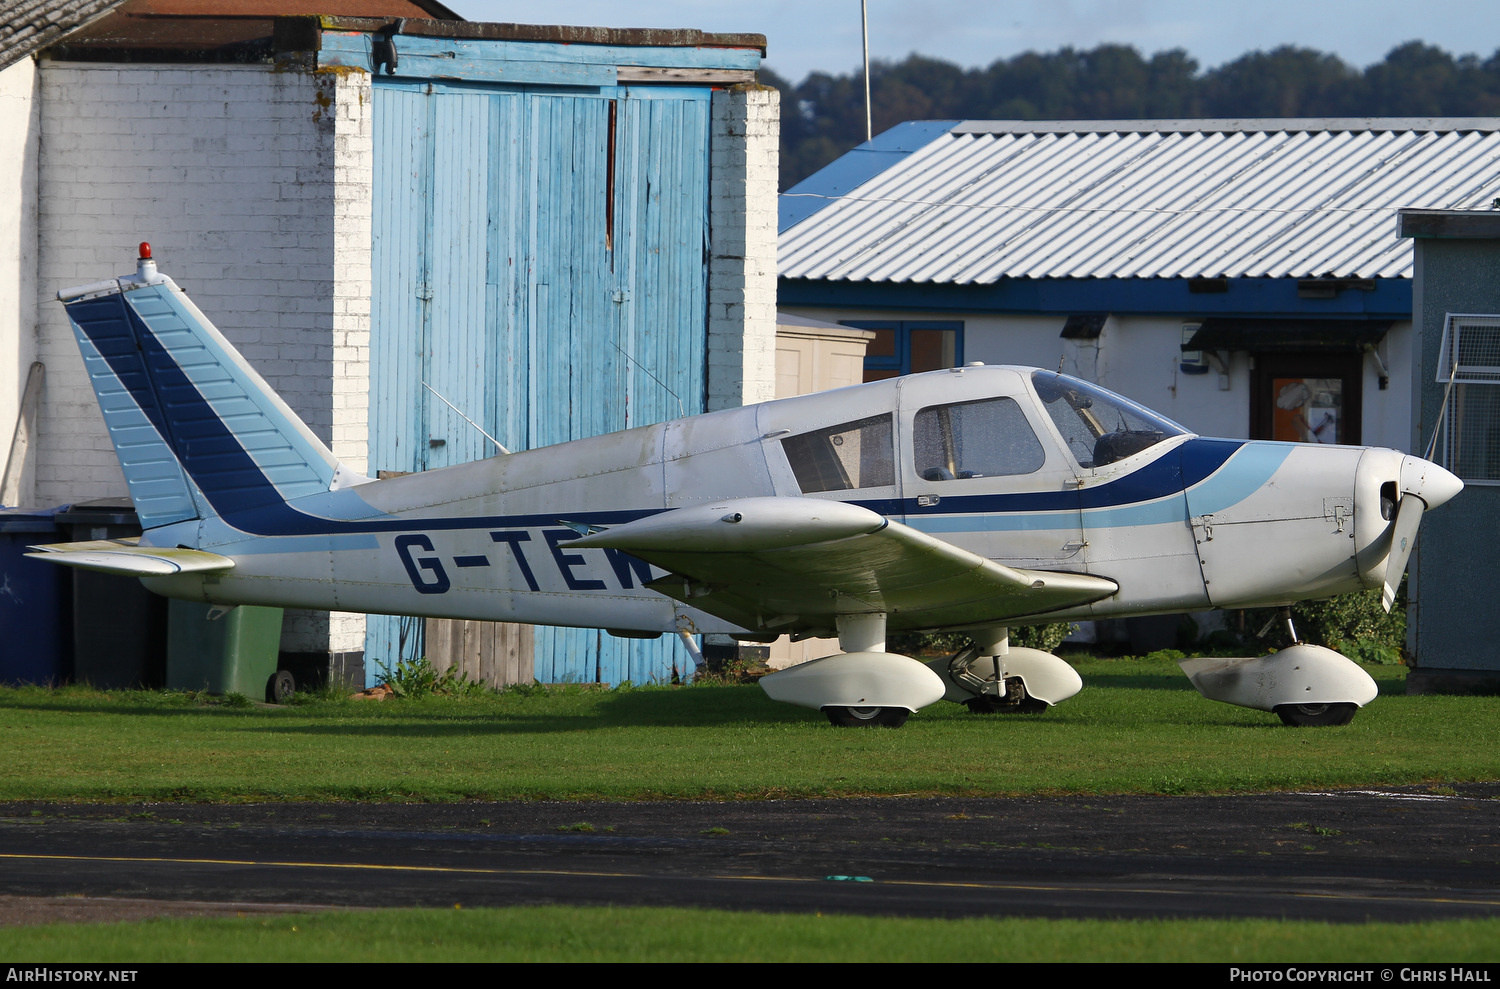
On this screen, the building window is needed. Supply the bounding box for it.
[841,321,963,381]
[1435,314,1500,484]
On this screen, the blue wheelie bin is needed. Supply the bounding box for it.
[0,507,71,684]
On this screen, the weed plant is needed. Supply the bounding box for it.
[1244,582,1409,664]
[375,656,491,699]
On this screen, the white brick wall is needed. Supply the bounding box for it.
[328,68,372,479]
[706,84,780,411]
[36,62,372,654]
[0,58,39,508]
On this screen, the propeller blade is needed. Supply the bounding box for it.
[1381,493,1425,613]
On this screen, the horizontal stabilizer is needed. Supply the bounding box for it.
[26,540,234,577]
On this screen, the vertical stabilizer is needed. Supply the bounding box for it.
[58,245,352,531]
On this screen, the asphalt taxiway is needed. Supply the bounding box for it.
[2,785,1498,924]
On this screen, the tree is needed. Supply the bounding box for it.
[770,43,1500,190]
[1201,46,1361,117]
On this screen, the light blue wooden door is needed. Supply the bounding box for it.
[368,80,710,685]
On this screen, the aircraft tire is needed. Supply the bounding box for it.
[1274,702,1357,727]
[824,706,910,728]
[267,669,296,705]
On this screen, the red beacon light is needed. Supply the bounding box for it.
[135,242,158,282]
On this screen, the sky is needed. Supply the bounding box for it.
[444,1,1495,84]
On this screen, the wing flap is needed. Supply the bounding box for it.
[26,540,235,577]
[570,497,1116,632]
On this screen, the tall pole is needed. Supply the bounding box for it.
[862,0,872,142]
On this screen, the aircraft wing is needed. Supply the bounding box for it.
[26,540,235,577]
[566,497,1117,633]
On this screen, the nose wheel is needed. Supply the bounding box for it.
[824,706,910,728]
[1274,702,1357,727]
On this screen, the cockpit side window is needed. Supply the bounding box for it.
[782,414,895,492]
[1031,371,1187,468]
[913,397,1045,481]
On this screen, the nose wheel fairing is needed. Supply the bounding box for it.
[1178,644,1378,722]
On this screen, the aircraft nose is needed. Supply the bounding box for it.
[1400,455,1464,510]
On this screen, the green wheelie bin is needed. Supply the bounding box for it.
[167,602,290,702]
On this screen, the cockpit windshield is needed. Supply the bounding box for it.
[1031,371,1189,468]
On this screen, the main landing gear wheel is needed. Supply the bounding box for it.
[964,695,1048,714]
[1274,702,1357,727]
[825,706,910,728]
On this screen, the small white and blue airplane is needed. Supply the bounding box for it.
[32,246,1462,727]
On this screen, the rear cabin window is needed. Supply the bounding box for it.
[914,398,1046,480]
[782,414,895,492]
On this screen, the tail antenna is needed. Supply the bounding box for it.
[420,381,510,455]
[611,340,685,419]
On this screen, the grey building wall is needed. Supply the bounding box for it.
[1408,235,1500,680]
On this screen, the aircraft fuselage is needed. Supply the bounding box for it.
[137,365,1423,639]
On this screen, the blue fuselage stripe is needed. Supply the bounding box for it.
[898,441,1290,534]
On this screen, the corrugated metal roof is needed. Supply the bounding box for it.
[778,119,1500,283]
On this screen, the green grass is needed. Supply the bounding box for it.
[0,658,1492,802]
[3,661,1496,963]
[4,907,1499,962]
